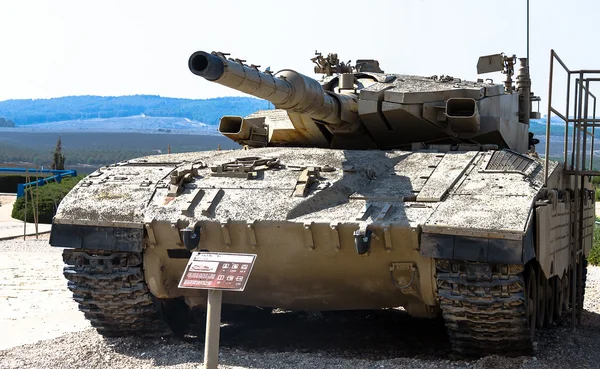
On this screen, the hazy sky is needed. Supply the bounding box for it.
[1,0,598,112]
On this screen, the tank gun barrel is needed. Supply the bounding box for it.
[189,51,355,125]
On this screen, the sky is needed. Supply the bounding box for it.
[1,0,599,114]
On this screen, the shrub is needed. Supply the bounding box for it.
[593,177,600,201]
[11,175,85,224]
[0,174,43,193]
[589,220,600,266]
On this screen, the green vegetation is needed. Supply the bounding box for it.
[0,131,239,170]
[594,176,600,201]
[0,174,43,193]
[590,178,600,265]
[589,221,600,266]
[0,141,169,167]
[51,136,66,170]
[11,175,84,224]
[0,175,26,193]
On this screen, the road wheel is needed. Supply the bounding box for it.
[536,268,546,329]
[525,265,537,340]
[554,275,564,320]
[562,269,571,313]
[575,256,588,322]
[545,276,554,326]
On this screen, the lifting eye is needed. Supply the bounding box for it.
[354,229,372,255]
[180,223,202,250]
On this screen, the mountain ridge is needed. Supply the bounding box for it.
[0,94,576,138]
[0,95,270,126]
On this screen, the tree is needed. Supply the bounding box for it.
[0,117,15,127]
[51,136,66,170]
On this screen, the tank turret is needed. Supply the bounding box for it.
[189,51,374,149]
[190,50,539,154]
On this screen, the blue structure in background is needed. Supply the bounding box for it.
[0,168,77,198]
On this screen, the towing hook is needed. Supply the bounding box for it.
[180,223,202,250]
[354,229,372,255]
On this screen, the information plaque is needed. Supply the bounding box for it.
[178,252,257,291]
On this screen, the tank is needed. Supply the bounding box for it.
[49,49,594,356]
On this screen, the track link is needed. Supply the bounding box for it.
[436,260,532,357]
[62,248,171,337]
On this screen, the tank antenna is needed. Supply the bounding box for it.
[526,0,530,66]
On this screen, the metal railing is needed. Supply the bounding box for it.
[0,167,78,198]
[545,50,600,327]
[545,50,600,180]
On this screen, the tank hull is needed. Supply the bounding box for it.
[50,147,583,315]
[49,146,596,355]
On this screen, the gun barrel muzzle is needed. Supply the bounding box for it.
[189,50,348,125]
[189,51,225,81]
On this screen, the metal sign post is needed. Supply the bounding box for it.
[178,252,257,369]
[204,289,222,369]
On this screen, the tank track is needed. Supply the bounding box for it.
[62,248,171,337]
[436,260,532,357]
[575,256,588,322]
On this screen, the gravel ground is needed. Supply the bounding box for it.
[0,236,89,350]
[1,238,600,369]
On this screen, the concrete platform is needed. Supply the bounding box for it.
[0,194,16,222]
[0,194,51,240]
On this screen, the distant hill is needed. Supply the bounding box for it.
[0,94,580,143]
[530,116,567,136]
[4,115,219,135]
[0,95,270,126]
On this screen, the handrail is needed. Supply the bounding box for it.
[0,167,78,198]
[545,50,600,185]
[16,170,77,198]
